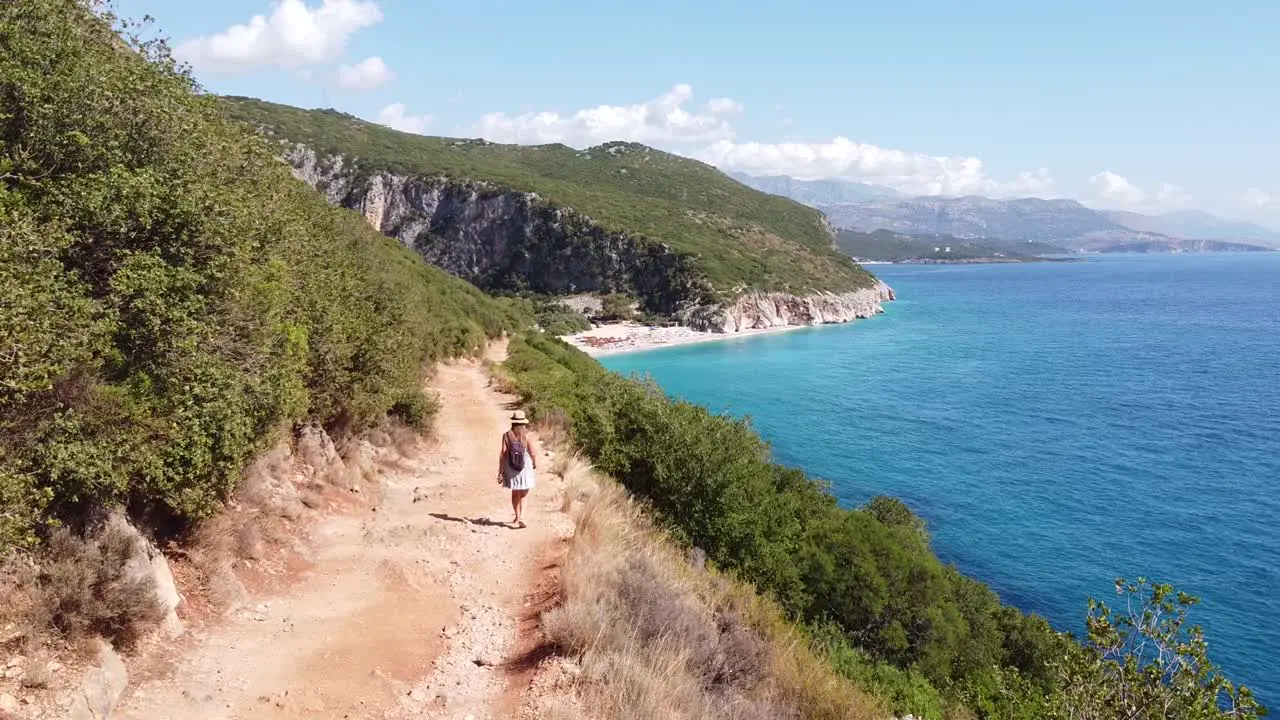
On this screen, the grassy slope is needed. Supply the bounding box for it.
[221,97,878,295]
[537,457,889,720]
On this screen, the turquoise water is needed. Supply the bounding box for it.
[602,253,1280,702]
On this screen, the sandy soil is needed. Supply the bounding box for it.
[115,345,572,720]
[560,321,809,357]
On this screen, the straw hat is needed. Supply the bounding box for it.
[510,410,529,425]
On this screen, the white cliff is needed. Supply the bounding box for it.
[680,282,896,333]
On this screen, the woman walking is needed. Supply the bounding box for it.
[497,410,537,528]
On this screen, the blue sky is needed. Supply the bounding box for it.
[115,0,1280,225]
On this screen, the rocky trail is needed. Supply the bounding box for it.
[115,348,572,720]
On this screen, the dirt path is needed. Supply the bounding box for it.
[118,348,570,719]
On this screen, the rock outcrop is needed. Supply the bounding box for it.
[680,281,896,333]
[109,514,184,638]
[286,146,708,314]
[68,640,127,720]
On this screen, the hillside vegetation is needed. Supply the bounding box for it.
[835,229,1068,262]
[0,0,523,549]
[502,334,1264,719]
[531,454,889,719]
[221,97,877,295]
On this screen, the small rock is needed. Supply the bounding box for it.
[3,666,21,679]
[0,694,18,713]
[68,640,128,720]
[4,657,23,669]
[181,685,215,704]
[435,692,453,708]
[408,688,428,702]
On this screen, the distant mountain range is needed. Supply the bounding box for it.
[1102,209,1280,247]
[729,172,905,205]
[731,173,1278,253]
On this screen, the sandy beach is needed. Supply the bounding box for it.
[559,321,811,357]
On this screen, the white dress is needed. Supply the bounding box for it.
[503,439,535,491]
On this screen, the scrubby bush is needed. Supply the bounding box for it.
[0,0,524,548]
[388,390,439,433]
[599,293,637,321]
[532,300,593,336]
[24,526,163,651]
[542,478,887,720]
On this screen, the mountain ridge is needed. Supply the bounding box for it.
[1104,209,1280,248]
[221,98,877,300]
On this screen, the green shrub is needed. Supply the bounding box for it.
[531,300,592,336]
[599,293,636,321]
[388,390,439,433]
[811,622,947,719]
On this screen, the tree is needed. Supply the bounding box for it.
[599,293,636,321]
[1055,578,1264,720]
[863,495,930,545]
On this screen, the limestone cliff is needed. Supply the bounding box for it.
[285,145,894,332]
[286,146,709,313]
[679,282,896,333]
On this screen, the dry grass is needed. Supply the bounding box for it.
[9,526,164,653]
[533,410,573,450]
[538,474,888,720]
[555,452,598,513]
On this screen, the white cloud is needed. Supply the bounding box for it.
[472,85,1050,197]
[175,0,382,73]
[475,84,736,147]
[696,138,1054,197]
[1240,188,1273,209]
[706,97,743,115]
[376,103,432,134]
[1154,182,1193,210]
[1088,172,1196,212]
[1089,170,1147,208]
[333,56,392,90]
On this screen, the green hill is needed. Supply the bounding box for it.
[0,0,523,547]
[836,229,1069,262]
[220,98,877,298]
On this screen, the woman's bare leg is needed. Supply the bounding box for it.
[514,489,529,527]
[510,489,519,524]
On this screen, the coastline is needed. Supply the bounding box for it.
[560,321,815,357]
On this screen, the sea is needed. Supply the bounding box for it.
[601,253,1280,703]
